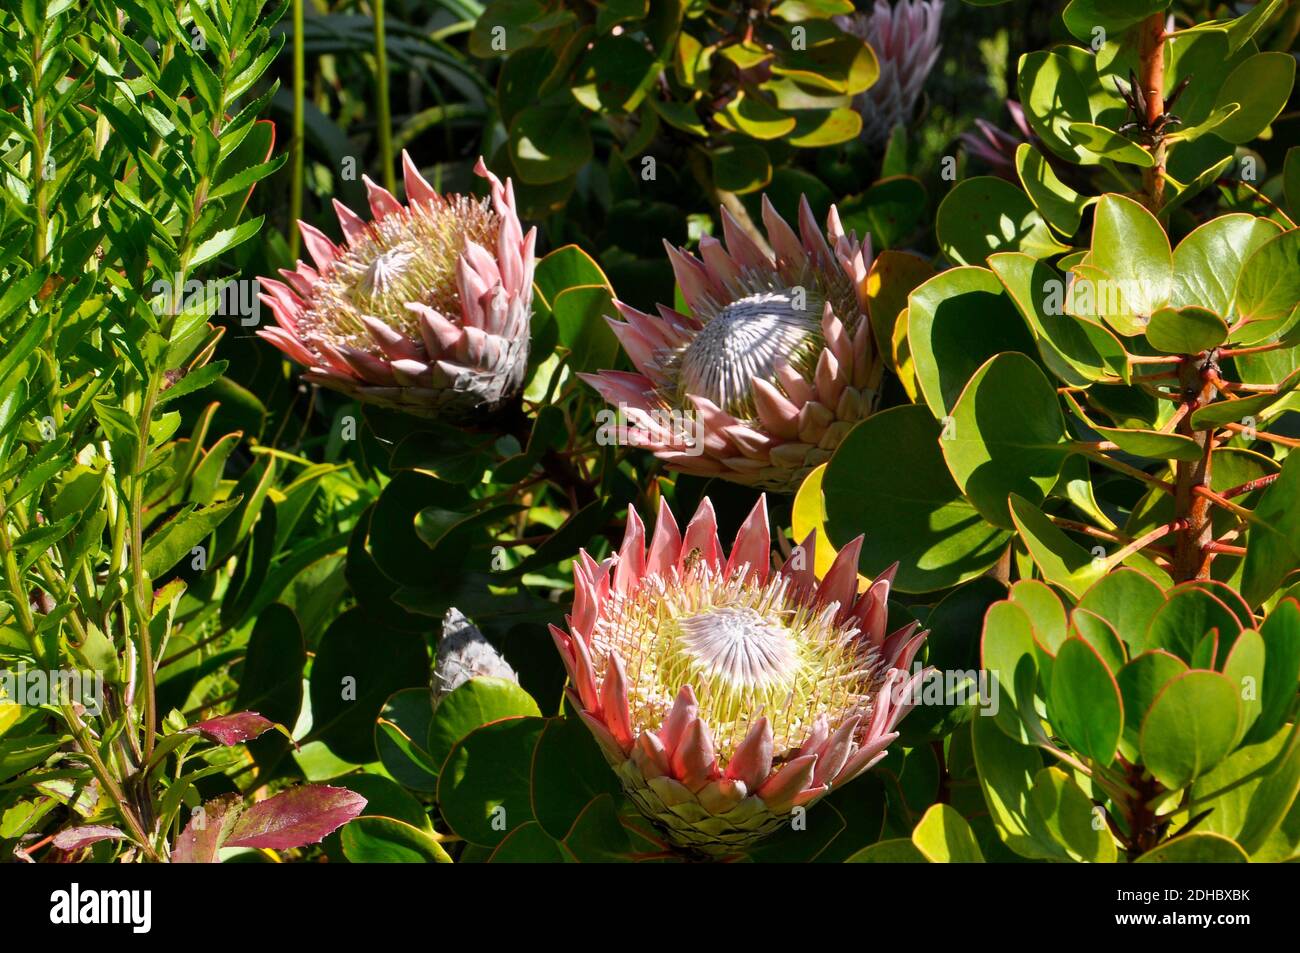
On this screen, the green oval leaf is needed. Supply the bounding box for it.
[937,177,1070,265]
[824,405,1010,593]
[341,817,452,863]
[1140,671,1242,790]
[940,352,1071,529]
[1145,305,1228,354]
[907,266,1036,418]
[1050,637,1123,765]
[911,803,984,862]
[428,676,542,774]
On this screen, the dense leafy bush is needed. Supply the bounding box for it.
[0,0,1297,864]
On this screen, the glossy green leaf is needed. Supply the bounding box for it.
[981,600,1039,741]
[714,90,797,140]
[509,104,593,184]
[1009,579,1068,654]
[1069,609,1126,675]
[1050,637,1123,764]
[845,838,928,862]
[1253,600,1300,744]
[1077,567,1168,645]
[1117,650,1188,762]
[1145,585,1243,662]
[1066,123,1154,167]
[1030,766,1117,863]
[310,610,430,764]
[1191,369,1300,429]
[1171,213,1281,317]
[823,405,1010,593]
[342,817,453,863]
[1193,723,1300,856]
[1145,305,1228,354]
[1017,51,1095,163]
[571,35,657,113]
[937,177,1069,265]
[438,716,544,847]
[971,714,1068,860]
[1135,831,1249,862]
[427,677,541,773]
[1140,671,1242,790]
[911,804,984,862]
[1242,453,1300,608]
[374,690,442,792]
[988,252,1127,386]
[1009,493,1171,597]
[1212,52,1295,144]
[907,266,1036,418]
[1232,229,1300,346]
[940,352,1072,529]
[1222,629,1266,745]
[1015,143,1090,236]
[1088,194,1173,333]
[142,497,241,578]
[1062,0,1169,41]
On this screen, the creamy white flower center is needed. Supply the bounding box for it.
[673,606,801,694]
[355,245,416,302]
[678,291,820,417]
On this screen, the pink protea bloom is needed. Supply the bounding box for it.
[837,0,944,148]
[256,153,535,420]
[581,196,880,493]
[551,495,928,857]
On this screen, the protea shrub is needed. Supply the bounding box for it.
[550,495,928,857]
[256,153,535,420]
[582,196,880,493]
[836,0,944,148]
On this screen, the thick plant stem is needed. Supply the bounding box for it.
[373,0,396,194]
[1172,358,1217,582]
[1138,13,1166,211]
[288,0,305,260]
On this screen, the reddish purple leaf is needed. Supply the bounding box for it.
[173,794,241,864]
[52,825,124,851]
[225,785,367,851]
[189,711,276,746]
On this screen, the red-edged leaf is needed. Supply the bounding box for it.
[188,711,275,745]
[172,794,242,864]
[52,825,125,851]
[225,786,367,850]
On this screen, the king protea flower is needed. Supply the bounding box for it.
[581,196,879,493]
[257,153,535,420]
[551,495,928,857]
[836,0,944,148]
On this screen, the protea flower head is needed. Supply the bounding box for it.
[256,153,535,420]
[551,495,928,857]
[836,0,944,148]
[581,196,879,493]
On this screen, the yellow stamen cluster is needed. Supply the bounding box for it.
[299,195,499,352]
[590,563,880,765]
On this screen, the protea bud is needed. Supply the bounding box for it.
[581,196,880,493]
[434,608,518,704]
[960,100,1032,181]
[551,495,928,857]
[256,154,535,421]
[836,0,944,148]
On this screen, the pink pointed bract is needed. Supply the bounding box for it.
[837,0,944,148]
[256,154,536,420]
[553,494,929,856]
[581,195,881,493]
